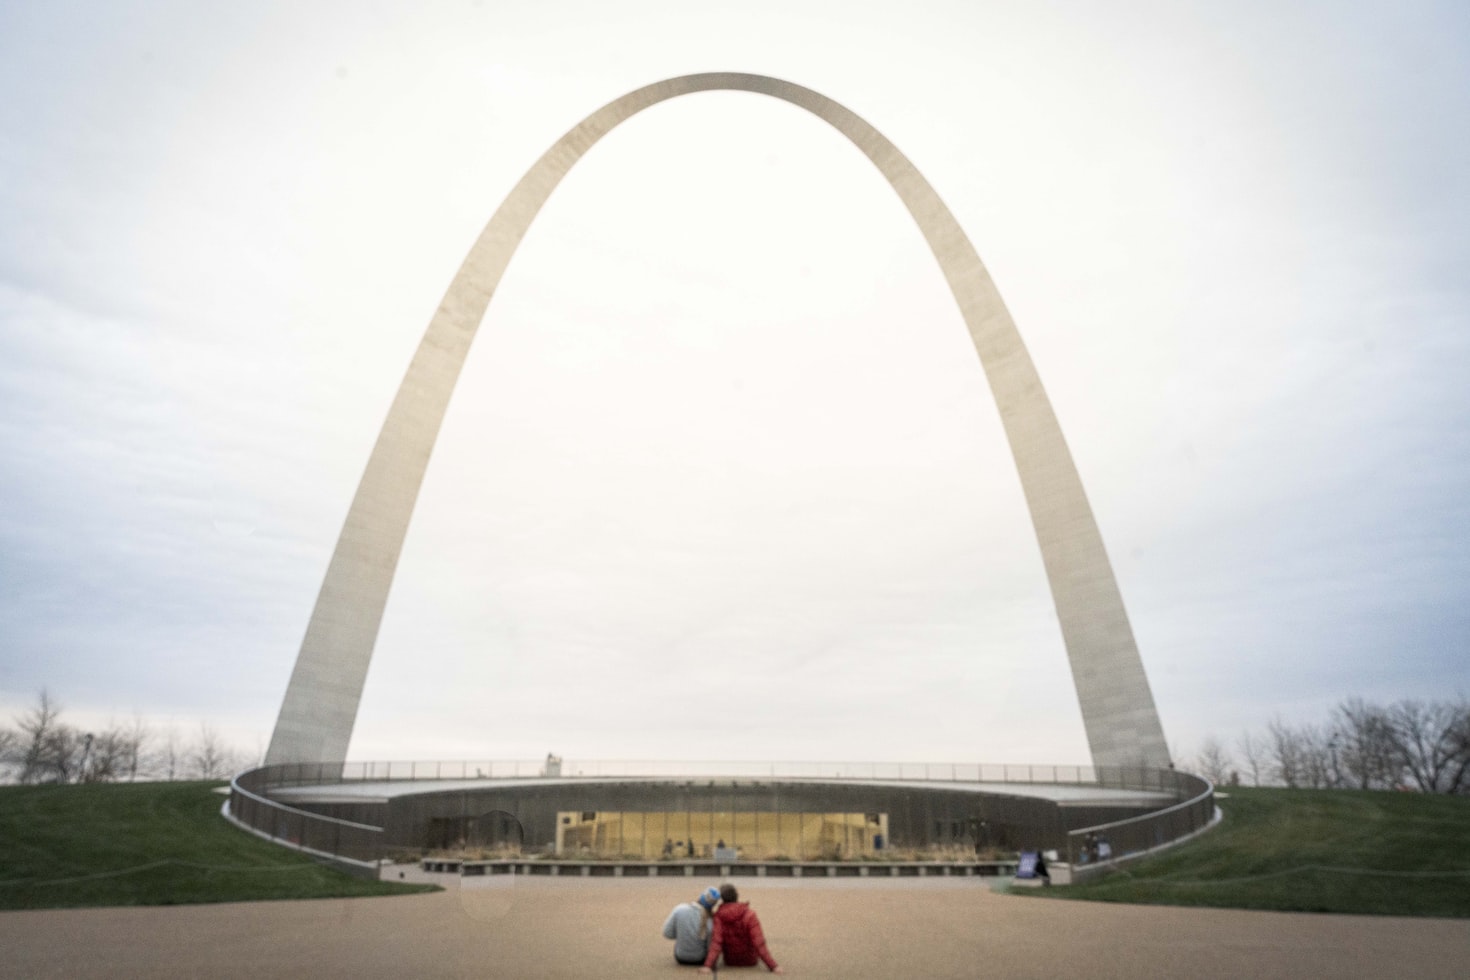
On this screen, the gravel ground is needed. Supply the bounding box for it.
[1,873,1466,979]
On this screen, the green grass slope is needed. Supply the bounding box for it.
[0,781,437,910]
[1031,786,1470,917]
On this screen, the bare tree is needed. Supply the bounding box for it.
[80,724,133,783]
[1237,730,1267,787]
[38,724,84,785]
[0,695,261,786]
[0,726,18,783]
[16,690,84,784]
[1388,699,1470,794]
[1263,719,1335,788]
[1297,724,1335,789]
[1333,698,1399,790]
[1449,702,1470,795]
[121,714,150,782]
[1193,736,1233,785]
[1267,717,1304,788]
[17,689,60,783]
[191,723,234,779]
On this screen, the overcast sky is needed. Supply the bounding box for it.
[2,0,1467,769]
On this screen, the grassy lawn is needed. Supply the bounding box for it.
[0,781,438,910]
[1025,786,1470,917]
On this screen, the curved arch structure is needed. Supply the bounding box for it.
[265,73,1170,770]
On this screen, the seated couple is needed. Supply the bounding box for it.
[662,884,784,973]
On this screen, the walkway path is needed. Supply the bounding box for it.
[1,875,1466,978]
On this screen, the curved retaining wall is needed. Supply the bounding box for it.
[228,762,1211,874]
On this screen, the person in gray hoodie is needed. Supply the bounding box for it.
[663,886,721,965]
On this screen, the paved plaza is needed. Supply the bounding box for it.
[1,874,1467,979]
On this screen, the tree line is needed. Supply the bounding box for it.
[0,690,255,785]
[1192,696,1470,794]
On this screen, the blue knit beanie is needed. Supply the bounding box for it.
[697,886,720,910]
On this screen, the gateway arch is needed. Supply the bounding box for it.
[265,72,1171,770]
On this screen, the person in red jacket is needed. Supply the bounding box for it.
[699,884,784,974]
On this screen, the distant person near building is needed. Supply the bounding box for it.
[700,884,783,974]
[664,886,721,966]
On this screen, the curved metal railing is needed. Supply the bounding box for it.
[1065,770,1214,868]
[234,758,1194,787]
[225,764,387,868]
